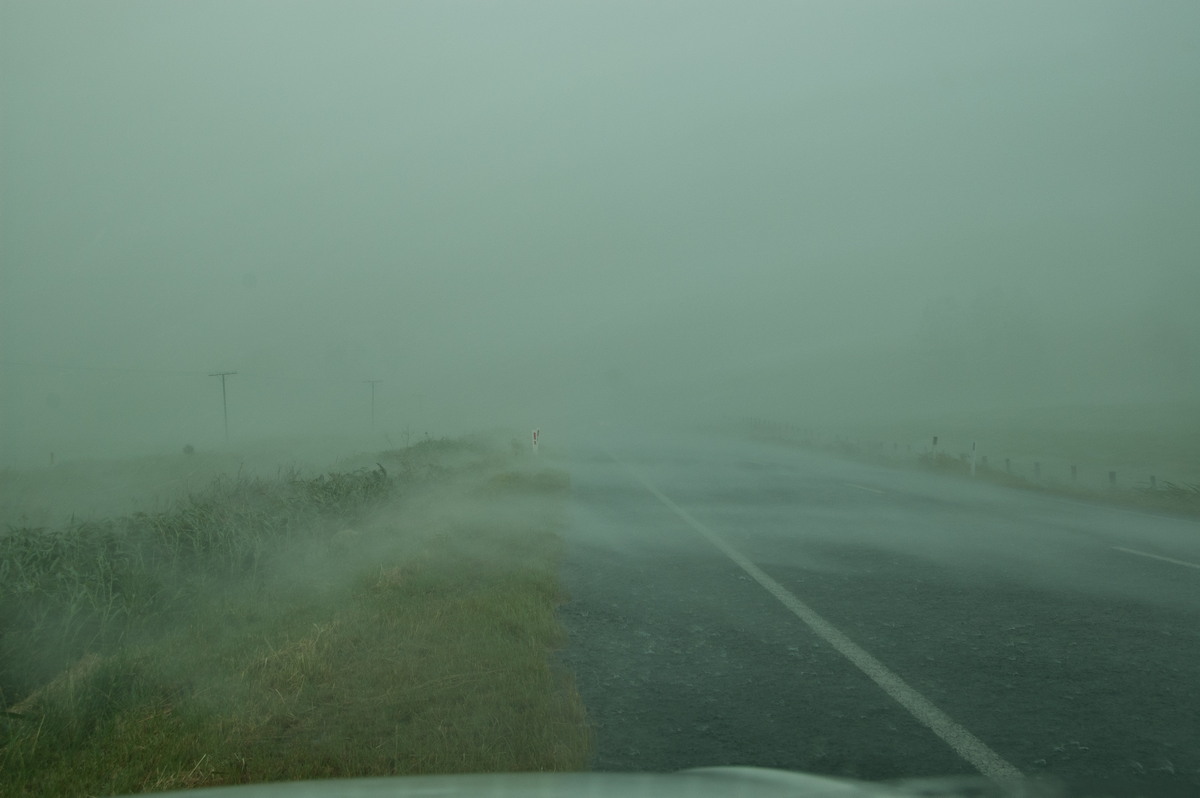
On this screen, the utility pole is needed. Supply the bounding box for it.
[365,379,382,430]
[209,371,237,442]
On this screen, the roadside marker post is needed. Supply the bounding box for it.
[532,429,539,454]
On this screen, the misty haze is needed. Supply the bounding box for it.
[2,3,1198,798]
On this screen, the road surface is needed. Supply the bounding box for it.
[556,431,1200,797]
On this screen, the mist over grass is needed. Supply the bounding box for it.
[2,7,1196,793]
[0,437,588,794]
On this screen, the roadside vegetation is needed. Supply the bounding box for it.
[911,448,1200,516]
[0,437,588,796]
[733,410,1200,518]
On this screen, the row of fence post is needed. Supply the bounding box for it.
[737,417,1175,491]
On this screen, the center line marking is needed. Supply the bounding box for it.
[614,457,1022,780]
[848,483,885,494]
[1112,546,1200,570]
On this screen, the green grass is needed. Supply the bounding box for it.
[0,440,589,796]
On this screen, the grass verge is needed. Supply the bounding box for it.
[732,419,1200,518]
[1,437,589,796]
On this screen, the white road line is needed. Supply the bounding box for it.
[848,483,885,494]
[615,458,1022,781]
[1112,546,1200,570]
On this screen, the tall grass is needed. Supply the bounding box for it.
[0,440,588,796]
[1,465,391,714]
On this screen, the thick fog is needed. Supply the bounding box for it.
[2,1,1198,466]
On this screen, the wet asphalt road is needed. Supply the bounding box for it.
[555,433,1200,797]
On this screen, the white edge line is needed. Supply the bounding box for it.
[848,483,885,494]
[615,457,1023,781]
[1112,546,1200,570]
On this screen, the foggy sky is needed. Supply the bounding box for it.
[2,1,1198,464]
